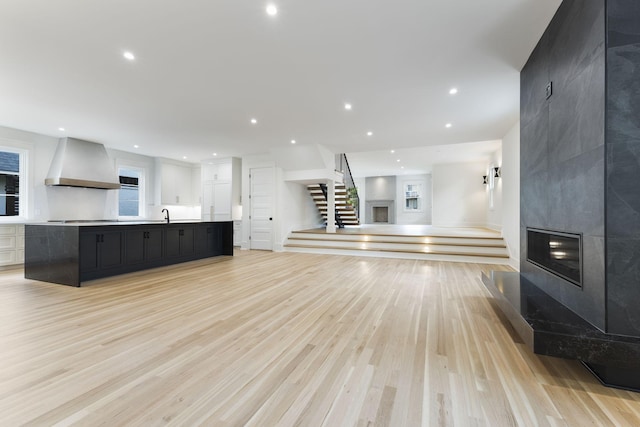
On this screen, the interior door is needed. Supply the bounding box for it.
[250,167,274,250]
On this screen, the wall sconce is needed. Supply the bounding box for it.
[483,175,488,185]
[494,167,501,178]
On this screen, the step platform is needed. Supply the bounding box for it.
[284,226,510,264]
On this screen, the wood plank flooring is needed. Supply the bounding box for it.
[1,250,640,426]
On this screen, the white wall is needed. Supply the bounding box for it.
[365,176,396,200]
[0,126,61,221]
[275,177,322,250]
[432,161,488,227]
[395,174,432,225]
[354,177,366,222]
[0,125,201,222]
[273,144,335,171]
[501,122,520,270]
[485,148,503,231]
[241,150,334,251]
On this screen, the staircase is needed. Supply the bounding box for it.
[284,228,511,264]
[308,183,359,226]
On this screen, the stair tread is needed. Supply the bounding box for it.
[287,236,506,248]
[293,229,503,240]
[308,183,360,227]
[284,243,509,258]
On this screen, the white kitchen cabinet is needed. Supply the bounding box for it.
[155,159,200,206]
[191,167,201,205]
[233,220,242,246]
[213,182,231,221]
[201,157,241,221]
[0,224,24,265]
[202,160,232,182]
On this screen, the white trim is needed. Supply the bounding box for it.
[485,223,503,232]
[402,180,424,213]
[116,164,146,219]
[0,142,30,220]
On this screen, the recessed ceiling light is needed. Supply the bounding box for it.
[449,88,458,95]
[445,123,452,128]
[182,156,187,160]
[401,166,405,169]
[133,144,139,148]
[344,103,352,110]
[291,139,296,144]
[212,152,217,156]
[367,131,373,136]
[123,51,135,61]
[266,4,278,16]
[390,150,395,154]
[58,127,65,131]
[397,159,401,163]
[251,118,257,124]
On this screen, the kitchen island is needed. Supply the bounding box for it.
[25,221,233,287]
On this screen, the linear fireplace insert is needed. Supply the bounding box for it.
[527,228,582,287]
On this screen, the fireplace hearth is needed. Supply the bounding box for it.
[482,271,640,391]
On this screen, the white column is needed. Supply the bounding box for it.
[326,180,336,233]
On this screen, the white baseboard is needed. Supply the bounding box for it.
[486,223,503,233]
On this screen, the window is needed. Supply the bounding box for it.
[0,150,22,217]
[404,182,422,211]
[118,167,144,217]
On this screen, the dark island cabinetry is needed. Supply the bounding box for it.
[195,223,227,256]
[25,221,233,287]
[80,230,124,277]
[123,227,164,266]
[165,226,195,259]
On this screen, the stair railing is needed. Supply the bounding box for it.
[319,183,345,228]
[335,153,360,221]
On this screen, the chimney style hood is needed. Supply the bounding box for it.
[45,137,121,189]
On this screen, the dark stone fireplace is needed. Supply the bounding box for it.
[526,228,582,287]
[484,0,640,391]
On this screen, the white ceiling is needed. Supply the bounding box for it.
[0,0,561,176]
[347,139,503,178]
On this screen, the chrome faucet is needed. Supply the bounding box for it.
[161,208,170,224]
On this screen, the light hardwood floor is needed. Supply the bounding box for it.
[2,250,640,426]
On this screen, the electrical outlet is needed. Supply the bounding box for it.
[545,82,553,99]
